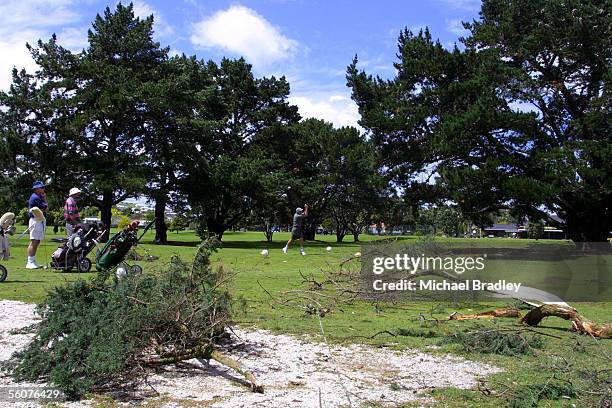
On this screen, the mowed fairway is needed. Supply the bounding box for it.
[1,227,611,406]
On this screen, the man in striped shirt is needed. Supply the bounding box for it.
[64,188,82,236]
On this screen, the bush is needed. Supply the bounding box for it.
[169,215,189,234]
[396,327,440,338]
[3,239,231,399]
[117,215,131,229]
[17,207,29,225]
[440,330,544,356]
[507,381,576,408]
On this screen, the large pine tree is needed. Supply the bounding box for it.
[178,58,300,240]
[1,3,168,238]
[348,0,611,242]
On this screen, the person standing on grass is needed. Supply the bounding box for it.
[282,204,309,256]
[64,187,82,236]
[26,181,48,269]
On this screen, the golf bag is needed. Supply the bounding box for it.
[96,219,155,274]
[50,222,104,272]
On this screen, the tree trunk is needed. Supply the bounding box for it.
[209,350,264,393]
[207,218,225,241]
[303,221,316,241]
[565,210,610,242]
[352,231,360,242]
[336,230,345,243]
[264,220,274,243]
[154,195,168,244]
[449,308,521,320]
[521,304,612,338]
[99,192,112,242]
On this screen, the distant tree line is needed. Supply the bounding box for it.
[1,1,609,243]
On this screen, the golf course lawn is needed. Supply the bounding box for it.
[1,228,610,407]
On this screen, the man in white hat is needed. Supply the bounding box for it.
[64,187,82,236]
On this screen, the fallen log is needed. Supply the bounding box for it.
[210,350,264,393]
[449,308,521,320]
[520,304,612,339]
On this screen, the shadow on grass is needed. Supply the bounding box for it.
[1,280,47,284]
[141,237,361,249]
[141,240,200,247]
[219,239,355,249]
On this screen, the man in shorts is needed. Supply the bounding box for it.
[64,187,82,236]
[282,204,309,256]
[26,181,48,269]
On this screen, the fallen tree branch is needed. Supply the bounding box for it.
[449,308,521,320]
[449,304,612,339]
[520,304,612,339]
[210,350,264,393]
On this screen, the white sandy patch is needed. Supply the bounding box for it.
[0,300,501,407]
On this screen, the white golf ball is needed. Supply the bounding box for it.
[261,249,269,257]
[354,252,362,258]
[326,246,332,252]
[116,267,127,279]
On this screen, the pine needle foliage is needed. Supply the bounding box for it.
[4,239,230,399]
[440,329,544,356]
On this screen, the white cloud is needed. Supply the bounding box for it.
[190,5,298,68]
[131,0,174,37]
[132,0,155,18]
[0,0,174,91]
[56,27,88,51]
[0,0,80,42]
[169,48,182,57]
[446,18,468,36]
[289,93,360,129]
[329,95,348,102]
[0,0,81,91]
[437,0,480,11]
[408,23,429,34]
[0,40,38,92]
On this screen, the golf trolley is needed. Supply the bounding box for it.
[0,210,50,280]
[50,222,106,273]
[96,219,155,277]
[0,212,16,282]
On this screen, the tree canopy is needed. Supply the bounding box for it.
[1,0,608,243]
[347,0,611,241]
[178,57,300,240]
[1,3,167,238]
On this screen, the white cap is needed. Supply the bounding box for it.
[69,187,82,196]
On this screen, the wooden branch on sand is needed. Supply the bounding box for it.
[141,347,264,393]
[520,304,612,339]
[210,350,264,393]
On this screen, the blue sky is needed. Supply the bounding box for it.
[0,0,481,127]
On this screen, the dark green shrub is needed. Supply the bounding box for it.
[507,381,576,407]
[3,240,230,399]
[396,327,440,338]
[440,330,544,356]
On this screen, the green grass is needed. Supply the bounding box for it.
[1,227,610,407]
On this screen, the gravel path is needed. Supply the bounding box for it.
[0,300,501,407]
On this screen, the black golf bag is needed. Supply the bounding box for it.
[50,222,104,272]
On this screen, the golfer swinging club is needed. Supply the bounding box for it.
[282,204,309,256]
[26,181,48,269]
